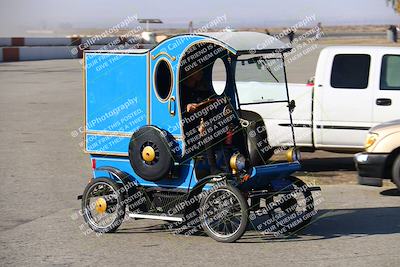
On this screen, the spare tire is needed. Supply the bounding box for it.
[128,126,174,181]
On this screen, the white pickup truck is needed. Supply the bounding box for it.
[236,46,400,154]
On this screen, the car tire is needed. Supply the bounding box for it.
[392,154,400,191]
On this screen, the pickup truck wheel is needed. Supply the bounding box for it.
[392,155,400,191]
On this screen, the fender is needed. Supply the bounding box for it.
[269,177,295,192]
[77,166,137,201]
[177,174,227,215]
[96,166,137,196]
[188,173,228,199]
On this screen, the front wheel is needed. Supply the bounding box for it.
[81,178,126,233]
[200,184,249,243]
[392,154,400,191]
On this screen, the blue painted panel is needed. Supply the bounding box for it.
[85,133,185,159]
[250,162,301,177]
[85,53,148,134]
[240,162,301,190]
[91,155,196,190]
[149,35,207,137]
[86,134,130,155]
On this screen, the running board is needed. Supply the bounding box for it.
[128,213,183,222]
[248,186,322,198]
[309,186,322,191]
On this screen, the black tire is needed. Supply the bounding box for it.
[267,176,314,234]
[128,126,173,181]
[241,110,274,166]
[200,184,249,243]
[392,154,400,191]
[81,178,126,233]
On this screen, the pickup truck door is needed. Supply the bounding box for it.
[373,54,400,124]
[315,53,374,148]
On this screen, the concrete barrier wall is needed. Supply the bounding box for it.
[81,37,121,46]
[87,45,110,50]
[0,46,77,62]
[19,47,78,61]
[0,38,12,46]
[0,37,76,46]
[0,35,154,62]
[2,48,19,62]
[0,36,145,47]
[24,37,74,46]
[0,44,155,62]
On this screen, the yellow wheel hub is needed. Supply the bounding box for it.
[95,197,107,214]
[142,145,155,162]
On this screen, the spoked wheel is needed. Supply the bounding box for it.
[267,176,314,235]
[200,184,249,243]
[82,178,126,233]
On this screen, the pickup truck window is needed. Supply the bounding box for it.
[235,54,287,104]
[380,55,400,90]
[330,54,370,89]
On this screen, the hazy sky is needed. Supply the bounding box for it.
[0,0,399,35]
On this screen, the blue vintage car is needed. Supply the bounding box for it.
[80,31,320,242]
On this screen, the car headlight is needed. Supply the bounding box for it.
[229,152,246,174]
[364,133,378,149]
[286,147,301,162]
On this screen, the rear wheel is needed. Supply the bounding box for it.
[82,178,126,233]
[392,155,400,191]
[200,184,249,242]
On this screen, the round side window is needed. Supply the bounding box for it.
[155,60,173,101]
[211,58,227,95]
